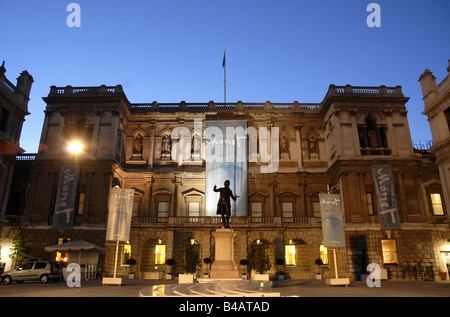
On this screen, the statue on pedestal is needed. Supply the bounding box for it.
[213,180,238,228]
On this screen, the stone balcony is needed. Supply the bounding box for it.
[131,216,322,229]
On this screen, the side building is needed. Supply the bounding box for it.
[1,82,449,281]
[419,60,450,278]
[0,61,33,272]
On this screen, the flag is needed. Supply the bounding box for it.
[222,51,226,68]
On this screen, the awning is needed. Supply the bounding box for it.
[44,239,107,253]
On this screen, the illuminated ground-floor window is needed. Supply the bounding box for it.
[320,244,328,264]
[123,243,131,265]
[381,239,398,264]
[55,238,70,263]
[285,244,296,266]
[155,244,166,265]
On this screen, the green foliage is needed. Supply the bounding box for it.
[9,225,29,268]
[183,240,200,274]
[248,240,271,274]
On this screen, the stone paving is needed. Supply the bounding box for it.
[0,278,448,297]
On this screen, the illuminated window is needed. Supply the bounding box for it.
[285,245,296,266]
[122,243,131,265]
[77,192,85,215]
[319,244,328,264]
[381,239,398,264]
[155,244,166,265]
[55,238,70,263]
[430,193,444,216]
[366,192,376,216]
[157,201,169,217]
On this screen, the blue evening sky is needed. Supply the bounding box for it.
[1,0,449,153]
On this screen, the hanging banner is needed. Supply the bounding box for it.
[319,194,346,248]
[205,120,248,217]
[372,165,401,230]
[52,165,80,229]
[106,187,135,241]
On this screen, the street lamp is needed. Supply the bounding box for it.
[67,140,83,154]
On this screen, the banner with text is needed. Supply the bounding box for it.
[319,194,346,248]
[372,165,401,230]
[106,187,135,241]
[205,120,248,217]
[52,165,80,229]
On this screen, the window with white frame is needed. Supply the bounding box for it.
[251,202,262,217]
[157,201,169,217]
[282,202,293,218]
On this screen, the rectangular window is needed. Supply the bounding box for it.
[122,244,131,265]
[285,245,296,266]
[444,108,450,131]
[155,244,166,265]
[251,202,262,217]
[0,107,9,132]
[430,193,445,216]
[381,239,398,264]
[188,202,200,217]
[132,200,140,217]
[282,202,293,218]
[77,193,85,215]
[313,202,321,217]
[157,201,169,217]
[367,192,375,216]
[320,244,328,265]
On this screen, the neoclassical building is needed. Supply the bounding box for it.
[1,82,449,281]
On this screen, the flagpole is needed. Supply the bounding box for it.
[223,50,226,106]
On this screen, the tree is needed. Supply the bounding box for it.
[248,240,271,274]
[183,240,200,274]
[9,225,29,268]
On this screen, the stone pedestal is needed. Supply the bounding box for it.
[210,228,239,278]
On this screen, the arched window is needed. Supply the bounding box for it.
[358,116,389,155]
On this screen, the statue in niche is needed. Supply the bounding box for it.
[191,133,201,158]
[308,134,319,159]
[133,134,143,155]
[280,134,290,159]
[213,180,239,228]
[161,134,171,156]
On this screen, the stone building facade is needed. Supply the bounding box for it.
[419,60,450,277]
[1,82,449,281]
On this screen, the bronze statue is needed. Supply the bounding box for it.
[213,180,238,228]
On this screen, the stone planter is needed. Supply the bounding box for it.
[252,273,270,281]
[179,273,195,284]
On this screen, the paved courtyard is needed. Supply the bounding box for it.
[0,278,448,297]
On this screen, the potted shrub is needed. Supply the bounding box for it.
[276,258,285,280]
[203,257,212,278]
[165,258,176,280]
[240,259,248,279]
[127,258,137,279]
[315,258,323,279]
[248,240,271,281]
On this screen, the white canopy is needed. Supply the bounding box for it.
[45,239,107,253]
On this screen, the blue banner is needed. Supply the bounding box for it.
[52,165,80,229]
[205,120,248,217]
[319,194,346,248]
[372,165,401,230]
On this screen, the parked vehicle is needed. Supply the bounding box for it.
[1,261,62,285]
